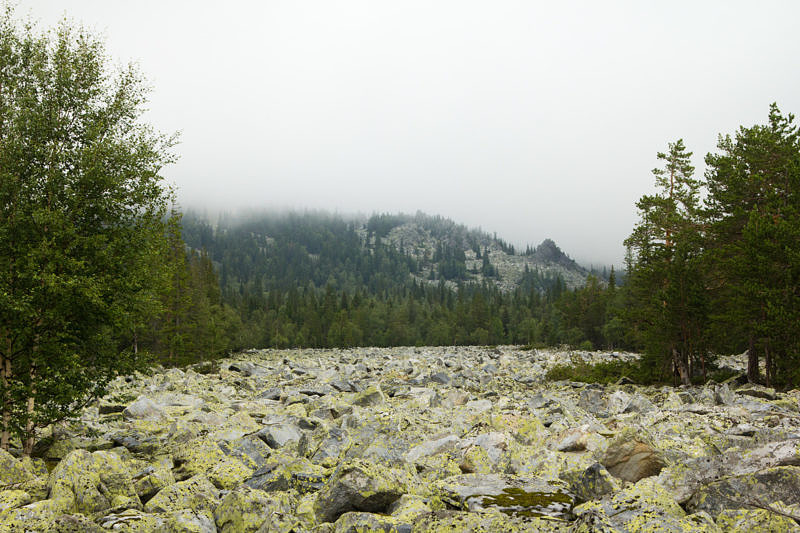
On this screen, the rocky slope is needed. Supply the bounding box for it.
[2,347,799,532]
[380,219,591,291]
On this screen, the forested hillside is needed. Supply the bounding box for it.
[130,106,800,391]
[173,211,618,354]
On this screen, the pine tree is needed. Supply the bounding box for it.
[624,140,708,384]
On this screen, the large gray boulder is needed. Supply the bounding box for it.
[686,466,800,518]
[314,459,419,523]
[122,396,168,421]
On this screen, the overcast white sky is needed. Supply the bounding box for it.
[19,1,800,265]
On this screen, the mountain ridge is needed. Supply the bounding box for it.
[182,209,593,294]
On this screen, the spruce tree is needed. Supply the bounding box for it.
[705,104,800,386]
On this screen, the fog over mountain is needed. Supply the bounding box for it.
[21,0,800,265]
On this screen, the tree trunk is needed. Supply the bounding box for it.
[674,348,690,386]
[747,336,759,384]
[22,365,36,456]
[764,343,772,388]
[0,342,11,451]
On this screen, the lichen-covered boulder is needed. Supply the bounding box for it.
[686,466,800,518]
[716,507,800,532]
[97,509,165,531]
[213,487,296,533]
[331,511,409,533]
[301,426,352,467]
[351,385,386,407]
[0,489,30,519]
[173,437,254,488]
[567,463,620,504]
[411,508,565,532]
[403,435,460,464]
[571,478,720,533]
[51,513,106,532]
[0,449,38,489]
[219,434,272,470]
[0,498,71,533]
[314,459,420,523]
[256,420,302,450]
[48,449,141,514]
[144,474,219,514]
[133,459,176,502]
[163,508,217,533]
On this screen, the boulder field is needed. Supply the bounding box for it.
[1,346,799,532]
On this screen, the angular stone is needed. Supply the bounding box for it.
[314,460,419,523]
[403,435,459,463]
[48,449,140,515]
[144,474,219,514]
[569,463,620,504]
[213,487,296,533]
[686,466,800,518]
[123,396,168,421]
[257,422,302,450]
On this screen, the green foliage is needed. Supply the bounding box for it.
[705,104,800,387]
[0,9,175,452]
[545,358,660,385]
[624,139,710,384]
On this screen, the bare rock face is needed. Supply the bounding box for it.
[601,436,664,483]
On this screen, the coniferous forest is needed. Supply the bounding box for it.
[140,104,799,389]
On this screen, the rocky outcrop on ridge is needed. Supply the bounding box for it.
[1,346,799,532]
